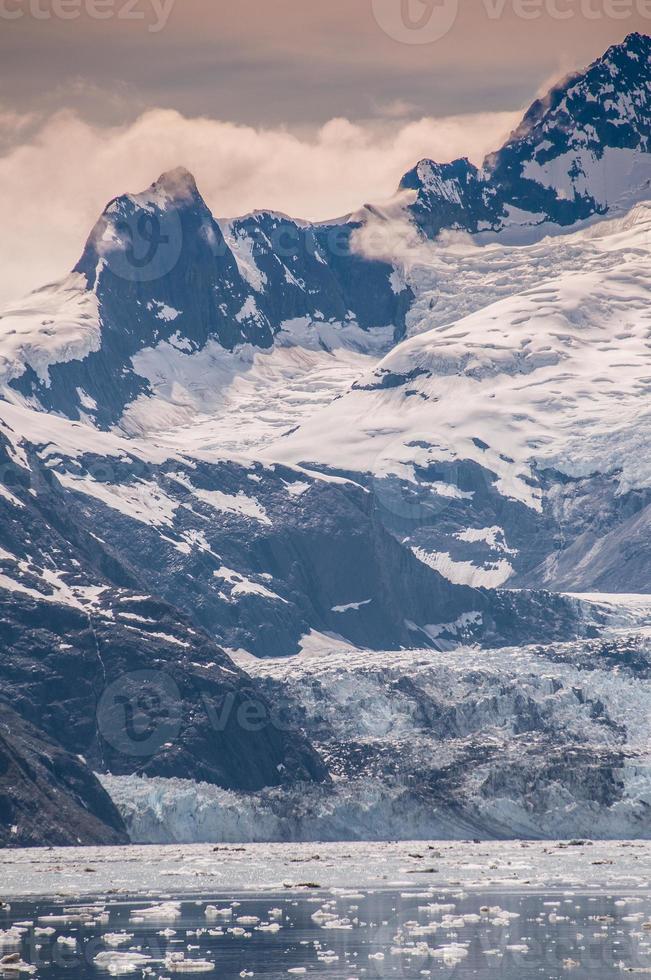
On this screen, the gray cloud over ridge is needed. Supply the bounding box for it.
[0,106,519,306]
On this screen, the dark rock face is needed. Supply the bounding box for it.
[12,170,271,428]
[513,471,651,593]
[0,426,596,661]
[0,590,327,791]
[0,427,330,835]
[225,213,411,337]
[405,33,650,235]
[486,32,650,221]
[400,157,501,237]
[0,700,128,848]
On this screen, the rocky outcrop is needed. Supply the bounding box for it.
[0,700,128,847]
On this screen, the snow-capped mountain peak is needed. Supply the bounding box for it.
[0,35,646,430]
[143,165,202,204]
[507,31,650,146]
[406,32,650,236]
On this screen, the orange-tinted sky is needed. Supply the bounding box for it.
[1,0,649,127]
[0,3,648,305]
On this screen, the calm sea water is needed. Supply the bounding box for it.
[1,889,650,979]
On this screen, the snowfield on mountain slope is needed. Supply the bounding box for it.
[108,200,651,480]
[0,205,646,579]
[0,198,648,485]
[0,204,647,602]
[118,321,394,451]
[271,202,651,509]
[0,274,100,386]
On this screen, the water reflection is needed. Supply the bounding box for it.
[1,888,650,979]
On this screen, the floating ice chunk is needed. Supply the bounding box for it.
[430,944,468,965]
[310,910,338,925]
[103,934,134,948]
[93,951,153,974]
[0,955,36,974]
[320,917,353,930]
[165,954,214,973]
[38,914,88,925]
[63,906,106,916]
[133,902,181,921]
[204,906,232,920]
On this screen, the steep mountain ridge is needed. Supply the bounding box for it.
[0,34,647,428]
[5,171,409,428]
[0,398,595,658]
[404,31,650,236]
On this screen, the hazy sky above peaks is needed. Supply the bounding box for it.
[1,2,648,127]
[0,2,647,304]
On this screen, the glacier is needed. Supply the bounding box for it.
[102,598,651,844]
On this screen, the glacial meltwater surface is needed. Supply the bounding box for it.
[2,888,651,979]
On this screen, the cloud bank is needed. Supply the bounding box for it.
[0,106,519,306]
